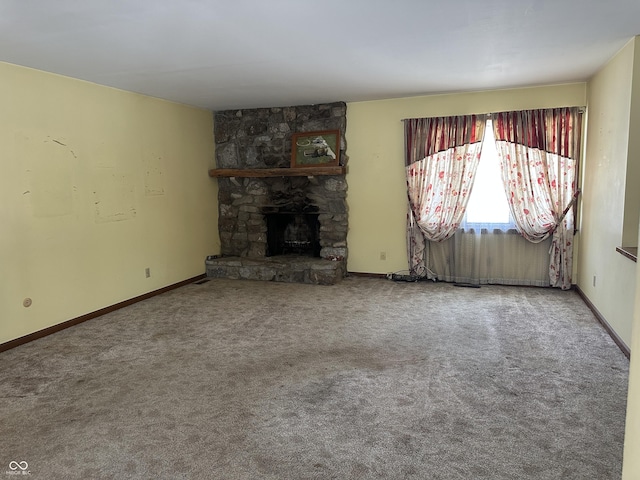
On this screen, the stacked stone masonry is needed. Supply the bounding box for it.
[205,256,345,286]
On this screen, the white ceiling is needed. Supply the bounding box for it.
[1,0,639,111]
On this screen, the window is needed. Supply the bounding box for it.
[462,119,515,231]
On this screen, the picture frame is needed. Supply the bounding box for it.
[290,130,340,168]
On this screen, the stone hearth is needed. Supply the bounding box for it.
[207,102,348,285]
[205,255,345,285]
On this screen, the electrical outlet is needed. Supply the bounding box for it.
[145,267,151,278]
[380,251,386,261]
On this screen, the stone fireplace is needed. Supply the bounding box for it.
[206,102,348,285]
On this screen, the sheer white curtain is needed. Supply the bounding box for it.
[427,230,552,286]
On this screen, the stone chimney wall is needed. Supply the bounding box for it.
[213,102,348,262]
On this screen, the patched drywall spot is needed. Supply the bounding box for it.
[20,133,76,218]
[143,155,165,196]
[92,168,137,223]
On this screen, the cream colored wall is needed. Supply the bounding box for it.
[345,84,586,274]
[623,280,640,478]
[0,61,219,344]
[578,39,637,346]
[622,37,640,480]
[623,39,640,248]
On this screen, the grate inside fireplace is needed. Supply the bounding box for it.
[265,213,320,257]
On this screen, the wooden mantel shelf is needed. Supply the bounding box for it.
[208,166,347,178]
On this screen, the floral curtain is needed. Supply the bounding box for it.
[491,108,583,290]
[404,115,485,276]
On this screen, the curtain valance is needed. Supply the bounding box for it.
[492,108,582,159]
[404,115,485,166]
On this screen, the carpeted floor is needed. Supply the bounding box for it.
[0,277,630,479]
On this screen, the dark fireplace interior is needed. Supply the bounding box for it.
[265,213,321,257]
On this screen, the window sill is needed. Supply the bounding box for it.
[616,246,637,262]
[460,227,519,234]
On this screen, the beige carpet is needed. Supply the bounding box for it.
[0,277,629,479]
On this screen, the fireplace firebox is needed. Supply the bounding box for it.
[265,213,321,257]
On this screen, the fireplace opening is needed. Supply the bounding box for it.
[265,213,321,257]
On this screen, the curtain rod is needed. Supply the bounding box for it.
[400,107,586,122]
[401,113,491,122]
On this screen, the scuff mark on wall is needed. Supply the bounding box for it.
[48,136,78,158]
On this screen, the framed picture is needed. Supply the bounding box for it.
[290,130,340,168]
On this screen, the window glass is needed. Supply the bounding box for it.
[462,119,515,230]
